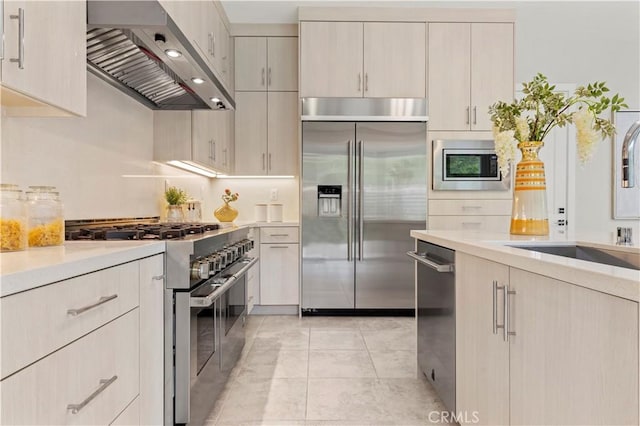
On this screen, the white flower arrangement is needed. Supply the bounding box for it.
[489,73,626,177]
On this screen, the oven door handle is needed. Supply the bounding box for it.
[190,282,226,308]
[406,251,454,273]
[189,257,258,308]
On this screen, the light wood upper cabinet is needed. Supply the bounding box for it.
[428,23,513,131]
[455,252,639,425]
[300,21,426,98]
[154,110,234,174]
[300,21,363,98]
[1,0,86,116]
[471,24,514,131]
[363,22,426,98]
[427,23,471,131]
[234,92,268,174]
[456,252,510,426]
[235,37,298,91]
[234,91,298,176]
[268,92,299,175]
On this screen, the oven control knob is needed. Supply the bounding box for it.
[190,260,210,280]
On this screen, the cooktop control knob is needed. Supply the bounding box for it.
[190,260,210,280]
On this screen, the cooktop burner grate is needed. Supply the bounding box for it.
[65,222,220,241]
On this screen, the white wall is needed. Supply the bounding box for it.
[1,74,211,220]
[210,178,300,222]
[514,1,640,237]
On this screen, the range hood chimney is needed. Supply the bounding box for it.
[87,1,234,111]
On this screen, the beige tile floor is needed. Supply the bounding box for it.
[203,315,449,426]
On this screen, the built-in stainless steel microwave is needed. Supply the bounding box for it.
[432,139,510,191]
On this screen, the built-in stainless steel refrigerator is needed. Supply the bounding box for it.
[301,98,427,312]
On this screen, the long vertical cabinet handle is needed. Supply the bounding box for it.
[261,68,265,86]
[347,140,353,261]
[507,287,517,340]
[358,140,364,261]
[208,140,213,160]
[268,153,272,171]
[364,73,368,92]
[10,7,24,69]
[262,153,266,170]
[357,73,362,92]
[493,281,505,335]
[268,68,272,87]
[212,141,216,162]
[473,106,477,125]
[466,107,470,125]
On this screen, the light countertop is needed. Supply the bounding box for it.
[227,221,299,228]
[1,241,166,298]
[411,230,640,302]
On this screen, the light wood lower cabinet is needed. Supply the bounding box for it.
[456,253,510,425]
[259,227,299,306]
[1,310,139,425]
[456,252,639,425]
[509,268,638,426]
[138,254,165,425]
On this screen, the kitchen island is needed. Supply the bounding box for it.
[411,229,639,426]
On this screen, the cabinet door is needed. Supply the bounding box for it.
[363,22,425,98]
[267,37,298,91]
[427,23,471,131]
[300,21,363,98]
[212,110,234,173]
[456,253,510,425]
[190,1,215,71]
[260,243,299,305]
[139,255,164,426]
[471,23,514,131]
[2,0,86,116]
[509,269,638,425]
[192,110,215,167]
[267,92,299,176]
[235,37,267,91]
[234,92,268,175]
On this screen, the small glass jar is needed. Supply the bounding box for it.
[26,186,65,247]
[0,185,28,251]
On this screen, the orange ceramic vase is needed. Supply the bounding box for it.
[510,141,549,236]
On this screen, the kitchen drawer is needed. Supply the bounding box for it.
[428,199,512,216]
[1,310,139,425]
[1,261,139,379]
[428,215,511,233]
[260,227,299,243]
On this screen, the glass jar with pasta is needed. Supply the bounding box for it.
[26,186,65,247]
[0,184,28,251]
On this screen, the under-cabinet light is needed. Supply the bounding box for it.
[167,161,218,178]
[215,175,295,179]
[191,77,205,84]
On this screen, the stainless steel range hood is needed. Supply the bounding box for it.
[87,1,234,110]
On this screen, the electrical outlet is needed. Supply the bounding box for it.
[270,188,278,201]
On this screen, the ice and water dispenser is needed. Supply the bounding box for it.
[317,185,342,217]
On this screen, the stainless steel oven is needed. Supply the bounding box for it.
[169,230,255,425]
[433,139,510,191]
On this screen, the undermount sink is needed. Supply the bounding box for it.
[509,245,640,271]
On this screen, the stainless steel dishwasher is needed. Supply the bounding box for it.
[407,241,455,413]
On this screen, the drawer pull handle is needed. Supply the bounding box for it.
[269,234,289,237]
[269,246,288,249]
[67,375,118,414]
[152,275,165,281]
[462,205,482,210]
[67,294,118,316]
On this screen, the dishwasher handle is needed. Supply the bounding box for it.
[406,251,454,273]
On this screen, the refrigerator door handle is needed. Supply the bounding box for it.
[347,139,353,261]
[358,140,364,261]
